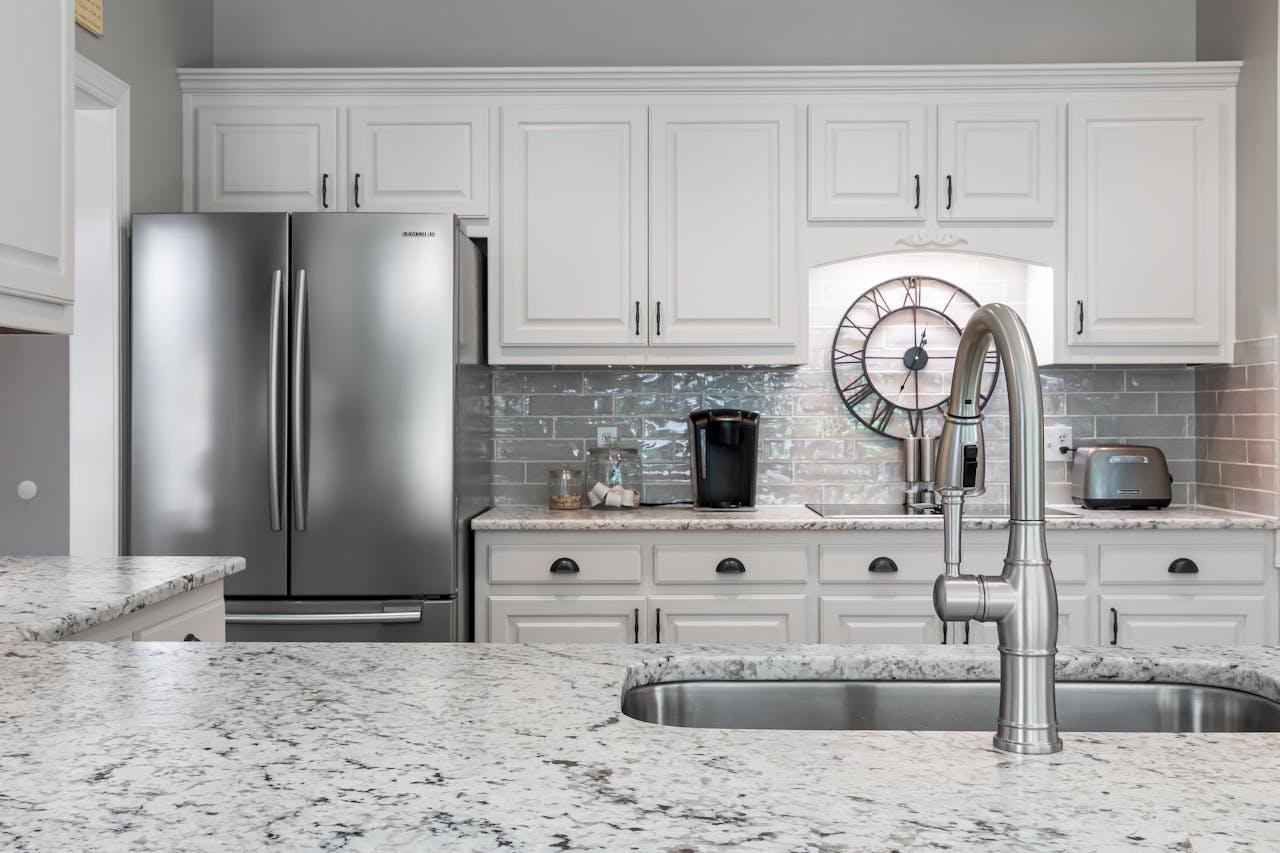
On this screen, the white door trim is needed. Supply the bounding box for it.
[71,55,129,555]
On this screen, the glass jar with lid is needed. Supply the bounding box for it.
[547,467,584,510]
[585,440,642,509]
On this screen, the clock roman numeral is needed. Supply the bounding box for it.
[841,374,876,407]
[901,277,920,308]
[905,408,924,437]
[870,287,894,318]
[833,347,866,366]
[868,397,896,433]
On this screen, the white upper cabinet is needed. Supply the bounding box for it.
[499,105,647,348]
[649,104,798,347]
[347,105,489,214]
[808,104,926,220]
[1066,96,1231,360]
[193,106,339,212]
[937,103,1058,221]
[809,100,1058,222]
[0,0,73,333]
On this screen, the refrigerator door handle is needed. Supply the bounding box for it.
[268,269,284,531]
[226,609,423,625]
[291,268,309,531]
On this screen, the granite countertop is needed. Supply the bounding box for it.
[1,640,1277,849]
[473,504,1279,532]
[0,556,245,641]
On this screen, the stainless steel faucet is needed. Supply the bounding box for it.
[933,303,1062,755]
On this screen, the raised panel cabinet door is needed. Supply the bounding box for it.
[348,105,489,215]
[1101,595,1265,646]
[808,103,926,220]
[194,106,339,212]
[500,105,647,347]
[488,596,645,643]
[1067,98,1227,347]
[649,104,798,346]
[652,595,806,644]
[820,596,941,644]
[937,103,1058,221]
[0,0,74,330]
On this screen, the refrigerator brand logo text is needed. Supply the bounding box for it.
[402,231,435,237]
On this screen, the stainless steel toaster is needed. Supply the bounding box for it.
[1070,445,1173,509]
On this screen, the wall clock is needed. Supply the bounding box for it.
[831,276,1000,440]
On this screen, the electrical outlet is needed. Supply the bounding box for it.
[596,426,618,446]
[1043,426,1073,458]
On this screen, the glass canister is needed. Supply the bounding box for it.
[585,441,642,509]
[547,467,584,510]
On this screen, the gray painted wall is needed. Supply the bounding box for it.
[75,0,214,212]
[0,337,69,554]
[1197,0,1279,343]
[211,0,1196,67]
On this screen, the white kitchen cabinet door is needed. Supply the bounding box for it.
[193,106,339,212]
[1067,98,1228,349]
[488,596,644,643]
[966,594,1089,646]
[64,581,227,642]
[937,103,1058,221]
[500,105,647,347]
[652,595,806,644]
[820,596,942,644]
[1101,595,1265,646]
[0,0,74,332]
[648,104,798,346]
[348,105,489,215]
[808,104,926,220]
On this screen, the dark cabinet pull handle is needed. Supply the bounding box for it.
[945,174,953,210]
[1169,558,1199,574]
[633,608,639,643]
[941,621,947,645]
[549,557,580,574]
[1076,300,1085,335]
[964,622,971,645]
[634,300,641,336]
[913,173,920,210]
[655,301,662,336]
[655,608,662,643]
[868,556,898,573]
[354,173,362,208]
[321,173,329,209]
[183,633,201,642]
[1110,607,1119,645]
[716,557,746,574]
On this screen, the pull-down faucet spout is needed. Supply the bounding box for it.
[933,303,1062,755]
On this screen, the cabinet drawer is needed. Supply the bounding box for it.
[487,544,643,584]
[134,597,226,642]
[1099,544,1266,585]
[654,544,807,584]
[820,541,1087,584]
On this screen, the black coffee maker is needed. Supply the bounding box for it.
[688,409,760,510]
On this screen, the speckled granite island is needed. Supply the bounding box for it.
[0,556,244,641]
[0,640,1278,849]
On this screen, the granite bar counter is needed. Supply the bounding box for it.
[473,504,1279,532]
[0,640,1277,849]
[0,556,244,641]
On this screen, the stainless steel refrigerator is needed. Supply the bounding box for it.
[128,213,489,641]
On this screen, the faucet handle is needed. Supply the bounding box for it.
[935,415,986,497]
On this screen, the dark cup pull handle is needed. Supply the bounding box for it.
[655,608,661,643]
[868,556,898,573]
[183,633,201,642]
[633,607,639,643]
[1168,558,1199,574]
[1110,607,1119,645]
[913,174,920,210]
[716,557,746,574]
[354,173,361,208]
[945,174,953,210]
[549,557,580,574]
[321,173,329,209]
[1076,300,1085,335]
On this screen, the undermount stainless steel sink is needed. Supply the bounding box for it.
[621,680,1280,733]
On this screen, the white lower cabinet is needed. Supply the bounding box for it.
[1101,595,1267,646]
[652,595,806,644]
[474,529,1276,646]
[64,581,227,642]
[488,596,644,643]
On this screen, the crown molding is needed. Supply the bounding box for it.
[178,62,1242,96]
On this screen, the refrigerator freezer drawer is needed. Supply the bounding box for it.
[225,599,455,642]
